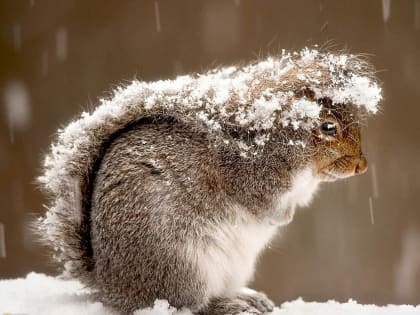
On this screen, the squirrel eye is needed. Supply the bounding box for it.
[320,121,338,137]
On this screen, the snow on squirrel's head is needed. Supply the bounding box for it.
[191,47,382,132]
[222,48,381,178]
[228,47,382,180]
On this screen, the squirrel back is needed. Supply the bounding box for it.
[37,48,382,313]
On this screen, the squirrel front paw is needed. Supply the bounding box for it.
[268,207,296,226]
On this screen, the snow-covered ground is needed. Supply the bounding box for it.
[0,273,419,315]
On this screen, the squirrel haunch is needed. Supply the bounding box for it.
[37,48,382,314]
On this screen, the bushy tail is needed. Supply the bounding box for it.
[37,81,181,283]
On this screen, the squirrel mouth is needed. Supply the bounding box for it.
[317,155,366,182]
[318,169,355,182]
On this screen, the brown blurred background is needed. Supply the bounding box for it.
[1,0,419,307]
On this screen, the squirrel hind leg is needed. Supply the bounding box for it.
[198,290,274,315]
[197,297,262,315]
[236,289,275,313]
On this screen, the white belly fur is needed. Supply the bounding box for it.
[191,167,321,299]
[195,207,278,299]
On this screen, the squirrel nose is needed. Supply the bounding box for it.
[355,155,368,175]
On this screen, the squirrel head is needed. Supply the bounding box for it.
[310,100,368,182]
[244,51,382,182]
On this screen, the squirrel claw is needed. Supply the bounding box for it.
[199,297,263,315]
[237,289,275,313]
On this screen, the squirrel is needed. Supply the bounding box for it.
[37,48,382,314]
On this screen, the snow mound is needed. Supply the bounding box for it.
[1,273,419,315]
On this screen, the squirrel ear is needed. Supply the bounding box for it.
[294,87,315,100]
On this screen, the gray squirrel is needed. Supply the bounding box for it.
[37,49,382,314]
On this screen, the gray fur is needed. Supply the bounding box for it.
[90,121,304,313]
[36,51,381,314]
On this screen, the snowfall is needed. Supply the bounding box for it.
[0,49,414,315]
[0,273,419,315]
